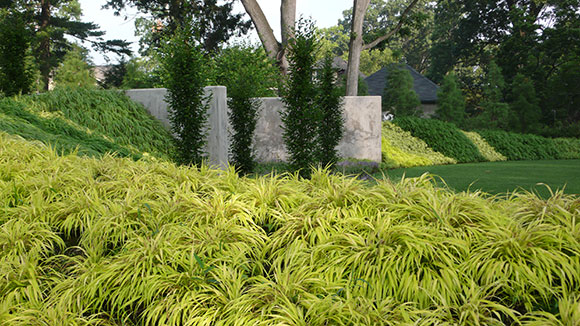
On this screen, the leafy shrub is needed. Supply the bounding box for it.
[462,131,507,162]
[161,25,209,165]
[382,122,456,168]
[1,132,579,324]
[553,137,580,159]
[394,117,486,163]
[281,19,321,176]
[316,53,344,166]
[213,45,278,175]
[0,88,174,160]
[478,130,562,161]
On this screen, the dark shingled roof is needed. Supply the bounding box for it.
[364,64,439,104]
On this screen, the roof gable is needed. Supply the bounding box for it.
[364,64,439,103]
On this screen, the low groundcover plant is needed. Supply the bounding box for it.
[0,131,578,325]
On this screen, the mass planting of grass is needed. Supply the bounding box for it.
[0,87,175,160]
[381,160,580,197]
[1,132,579,325]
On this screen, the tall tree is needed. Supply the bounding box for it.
[105,0,251,54]
[436,73,465,126]
[0,11,33,96]
[510,73,541,133]
[345,0,422,95]
[382,64,421,116]
[240,0,296,74]
[1,0,131,91]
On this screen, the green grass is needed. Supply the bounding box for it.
[378,160,580,197]
[0,87,175,160]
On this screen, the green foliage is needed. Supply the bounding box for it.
[382,64,421,116]
[106,0,251,55]
[546,60,580,127]
[2,0,131,90]
[357,48,397,76]
[553,137,580,160]
[337,74,368,96]
[510,73,541,133]
[382,121,456,168]
[461,131,507,162]
[99,59,127,89]
[0,12,33,97]
[281,19,321,177]
[0,87,174,160]
[395,117,486,163]
[1,131,579,324]
[316,53,344,167]
[213,45,278,175]
[435,73,465,125]
[122,57,162,89]
[53,46,96,89]
[478,130,563,161]
[476,61,511,130]
[161,25,209,165]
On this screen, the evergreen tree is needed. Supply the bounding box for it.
[0,0,131,91]
[510,73,541,133]
[317,53,344,167]
[0,12,33,96]
[281,19,321,177]
[479,61,510,130]
[382,64,421,117]
[161,24,209,165]
[213,45,278,175]
[53,46,96,88]
[436,72,465,126]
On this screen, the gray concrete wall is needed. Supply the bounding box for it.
[126,88,382,164]
[126,87,229,168]
[254,97,382,162]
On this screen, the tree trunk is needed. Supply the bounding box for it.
[279,0,296,74]
[39,0,51,91]
[345,0,370,96]
[240,0,296,74]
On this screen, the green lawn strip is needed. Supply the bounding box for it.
[377,160,580,197]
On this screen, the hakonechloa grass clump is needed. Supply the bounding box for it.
[0,132,578,325]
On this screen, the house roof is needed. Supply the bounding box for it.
[364,64,439,104]
[317,57,367,79]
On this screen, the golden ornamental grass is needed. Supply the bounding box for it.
[0,131,579,325]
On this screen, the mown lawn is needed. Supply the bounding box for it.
[378,159,580,197]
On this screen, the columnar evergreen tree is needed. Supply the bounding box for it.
[161,24,209,165]
[0,12,33,96]
[280,19,321,177]
[383,64,421,116]
[213,45,278,175]
[317,53,344,166]
[480,61,510,130]
[510,73,541,133]
[435,72,465,126]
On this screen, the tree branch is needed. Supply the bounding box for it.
[240,0,280,59]
[362,0,420,51]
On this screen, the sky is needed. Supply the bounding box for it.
[78,0,354,65]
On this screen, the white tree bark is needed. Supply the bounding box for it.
[345,0,370,96]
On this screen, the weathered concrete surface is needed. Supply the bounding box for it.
[126,88,382,165]
[254,96,382,162]
[125,87,229,168]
